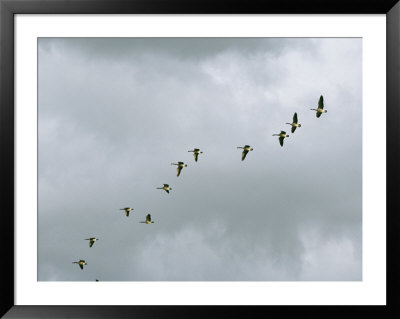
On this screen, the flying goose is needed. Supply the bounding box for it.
[286,112,301,133]
[139,213,155,224]
[120,207,133,217]
[85,237,99,248]
[188,148,203,162]
[310,95,328,118]
[272,131,289,147]
[72,259,87,270]
[237,145,253,161]
[157,184,172,194]
[171,162,187,177]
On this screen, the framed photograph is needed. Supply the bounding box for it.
[1,0,398,318]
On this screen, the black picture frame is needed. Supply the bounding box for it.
[1,1,399,318]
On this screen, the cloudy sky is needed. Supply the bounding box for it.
[38,37,362,281]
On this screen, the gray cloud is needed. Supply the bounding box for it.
[38,37,362,281]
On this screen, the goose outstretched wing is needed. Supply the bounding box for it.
[318,95,324,109]
[279,136,284,147]
[293,112,298,123]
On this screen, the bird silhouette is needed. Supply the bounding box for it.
[237,145,253,161]
[120,207,133,217]
[139,214,155,224]
[188,148,203,162]
[272,131,289,147]
[72,259,87,270]
[157,184,172,194]
[286,112,301,133]
[310,95,328,118]
[171,162,187,177]
[85,237,99,248]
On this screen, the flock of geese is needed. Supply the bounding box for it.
[71,95,328,277]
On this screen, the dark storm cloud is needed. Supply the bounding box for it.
[38,38,362,281]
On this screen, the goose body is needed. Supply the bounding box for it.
[120,207,133,217]
[85,237,99,248]
[73,259,87,270]
[157,184,172,194]
[171,162,187,177]
[310,95,328,118]
[272,131,289,147]
[237,145,253,161]
[286,112,301,133]
[188,148,203,162]
[139,213,155,224]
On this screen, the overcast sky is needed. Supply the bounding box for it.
[38,37,362,281]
